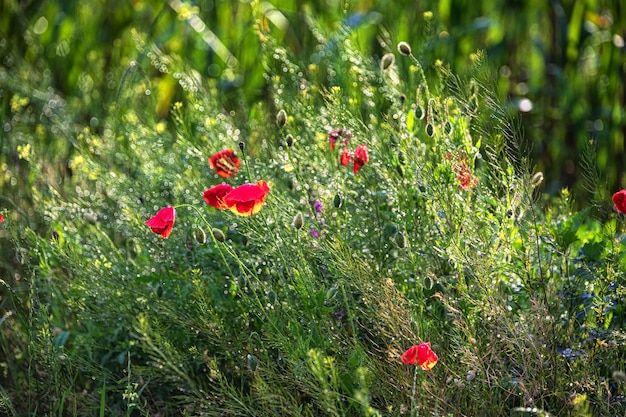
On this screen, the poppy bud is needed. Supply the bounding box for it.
[84,211,97,224]
[426,123,435,137]
[381,53,395,70]
[212,228,226,242]
[238,141,245,152]
[193,227,207,244]
[414,105,425,120]
[333,193,343,208]
[399,94,406,104]
[292,212,304,230]
[397,41,412,56]
[395,231,407,248]
[276,109,287,127]
[444,120,453,135]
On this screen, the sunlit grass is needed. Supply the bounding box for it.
[1,1,625,416]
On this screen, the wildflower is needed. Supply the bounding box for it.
[612,190,626,214]
[340,147,351,166]
[223,180,270,216]
[146,206,176,238]
[208,149,241,178]
[203,183,234,209]
[313,200,323,214]
[353,144,369,174]
[328,128,351,150]
[0,213,4,223]
[401,342,438,370]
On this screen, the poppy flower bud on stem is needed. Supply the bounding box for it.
[276,109,287,127]
[397,41,412,56]
[193,227,207,244]
[292,212,304,230]
[381,53,395,70]
[238,141,245,152]
[285,134,294,147]
[212,228,226,242]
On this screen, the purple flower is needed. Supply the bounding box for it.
[313,200,323,214]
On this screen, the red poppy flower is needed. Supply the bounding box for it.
[209,149,241,178]
[353,144,369,174]
[328,128,352,150]
[612,190,626,214]
[401,342,438,370]
[0,213,4,223]
[146,206,176,238]
[340,147,351,166]
[203,183,234,209]
[224,180,270,217]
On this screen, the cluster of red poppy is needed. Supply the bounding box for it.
[146,149,270,238]
[401,342,438,370]
[328,128,369,174]
[445,150,478,190]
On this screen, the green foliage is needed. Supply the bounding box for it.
[1,1,625,416]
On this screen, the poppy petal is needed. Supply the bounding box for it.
[612,190,626,214]
[203,183,234,209]
[209,149,241,178]
[146,206,176,238]
[224,180,270,217]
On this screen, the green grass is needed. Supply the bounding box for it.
[1,1,626,416]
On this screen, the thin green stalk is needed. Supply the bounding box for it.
[410,365,419,417]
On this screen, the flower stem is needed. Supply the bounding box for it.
[410,365,419,417]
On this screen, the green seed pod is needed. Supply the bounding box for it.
[333,193,343,208]
[292,212,304,230]
[276,109,287,127]
[395,231,407,248]
[397,41,412,56]
[156,284,163,297]
[381,53,395,70]
[426,123,435,137]
[193,227,207,244]
[414,105,425,120]
[212,228,226,243]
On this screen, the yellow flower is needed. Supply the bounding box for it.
[17,144,31,161]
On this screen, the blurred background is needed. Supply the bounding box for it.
[1,0,624,210]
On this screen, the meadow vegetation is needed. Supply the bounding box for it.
[1,1,625,416]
